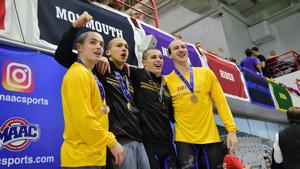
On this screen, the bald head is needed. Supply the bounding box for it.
[142,48,160,60]
[287,106,300,123]
[106,38,129,67]
[107,38,127,50]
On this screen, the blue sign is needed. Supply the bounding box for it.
[0,43,65,168]
[37,0,137,65]
[240,67,275,109]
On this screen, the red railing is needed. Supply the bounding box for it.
[266,50,300,78]
[114,0,160,28]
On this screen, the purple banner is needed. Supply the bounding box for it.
[187,44,202,67]
[140,23,202,75]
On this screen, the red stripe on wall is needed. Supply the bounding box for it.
[0,0,6,30]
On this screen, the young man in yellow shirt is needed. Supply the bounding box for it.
[60,12,124,169]
[164,39,238,169]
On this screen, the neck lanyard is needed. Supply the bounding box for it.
[174,66,194,93]
[174,66,198,103]
[114,71,132,102]
[76,58,105,102]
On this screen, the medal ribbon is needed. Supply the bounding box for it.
[174,66,194,94]
[76,58,105,102]
[159,82,164,102]
[114,71,132,102]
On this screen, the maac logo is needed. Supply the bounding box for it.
[0,117,40,151]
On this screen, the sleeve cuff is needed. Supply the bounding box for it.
[107,133,117,148]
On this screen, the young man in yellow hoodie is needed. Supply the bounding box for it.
[165,39,238,169]
[60,12,124,169]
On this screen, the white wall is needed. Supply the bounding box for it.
[221,10,253,62]
[177,15,231,58]
[260,12,300,56]
[155,2,300,62]
[155,3,231,58]
[154,3,201,33]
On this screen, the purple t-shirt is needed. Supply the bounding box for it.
[240,56,260,73]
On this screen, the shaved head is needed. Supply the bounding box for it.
[107,38,126,50]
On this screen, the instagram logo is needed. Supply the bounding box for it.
[2,62,34,92]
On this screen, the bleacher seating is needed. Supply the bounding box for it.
[267,50,300,78]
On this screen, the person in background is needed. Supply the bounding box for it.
[85,0,125,11]
[266,50,279,77]
[224,57,237,64]
[222,141,250,169]
[240,48,262,74]
[273,106,300,169]
[267,50,277,60]
[252,47,268,77]
[165,39,238,169]
[108,0,125,11]
[59,12,124,169]
[195,41,203,55]
[130,9,145,21]
[173,34,183,40]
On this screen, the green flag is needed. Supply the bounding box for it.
[267,79,293,111]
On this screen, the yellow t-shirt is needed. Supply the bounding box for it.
[165,67,237,144]
[61,62,116,167]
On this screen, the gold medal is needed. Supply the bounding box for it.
[100,105,110,114]
[190,94,198,103]
[127,102,132,111]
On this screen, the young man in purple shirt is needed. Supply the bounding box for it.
[240,48,262,74]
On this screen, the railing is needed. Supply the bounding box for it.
[266,50,300,78]
[114,0,159,28]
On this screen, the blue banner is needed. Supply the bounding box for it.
[37,0,137,65]
[240,67,275,109]
[0,43,65,168]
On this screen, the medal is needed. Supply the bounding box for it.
[100,105,110,114]
[127,102,132,111]
[175,66,198,104]
[190,94,198,103]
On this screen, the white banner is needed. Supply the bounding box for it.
[13,0,57,50]
[291,94,300,107]
[0,0,23,42]
[274,70,300,93]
